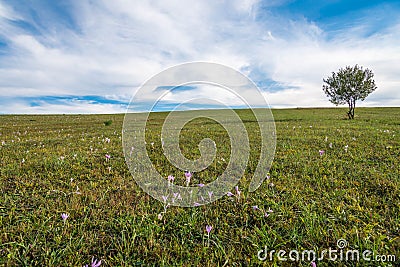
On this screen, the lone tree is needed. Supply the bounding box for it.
[322,64,377,119]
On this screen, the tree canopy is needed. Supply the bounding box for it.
[323,65,377,119]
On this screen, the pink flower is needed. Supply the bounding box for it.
[252,205,259,210]
[311,261,317,267]
[168,175,175,182]
[206,225,213,234]
[185,171,192,186]
[235,186,241,197]
[61,213,69,222]
[105,154,110,161]
[84,257,102,267]
[185,171,192,179]
[198,183,205,187]
[227,192,234,197]
[319,150,325,156]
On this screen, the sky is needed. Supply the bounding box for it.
[0,0,399,114]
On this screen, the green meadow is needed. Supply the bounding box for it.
[0,108,399,266]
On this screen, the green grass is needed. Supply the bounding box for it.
[0,108,399,266]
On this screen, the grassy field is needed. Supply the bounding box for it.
[0,108,399,266]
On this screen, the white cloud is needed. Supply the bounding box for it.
[0,0,399,113]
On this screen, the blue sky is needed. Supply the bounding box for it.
[0,0,399,113]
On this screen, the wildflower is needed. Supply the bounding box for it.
[235,186,241,197]
[226,192,234,197]
[319,150,325,156]
[208,191,213,200]
[1,141,5,145]
[105,154,110,161]
[168,175,175,182]
[104,137,110,143]
[324,136,328,142]
[162,195,168,203]
[21,158,25,164]
[84,257,102,267]
[59,156,65,161]
[266,174,270,180]
[264,212,270,217]
[252,205,259,210]
[311,261,317,267]
[158,213,163,220]
[194,202,201,207]
[198,183,205,187]
[269,182,275,187]
[267,207,273,213]
[168,175,175,186]
[329,143,333,148]
[75,186,81,195]
[185,171,192,186]
[344,145,348,152]
[205,224,213,247]
[61,213,69,222]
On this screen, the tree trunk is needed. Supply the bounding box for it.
[347,100,355,119]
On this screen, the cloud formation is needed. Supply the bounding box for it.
[0,0,399,113]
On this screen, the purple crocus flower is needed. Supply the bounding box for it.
[252,205,259,210]
[235,186,241,197]
[84,257,102,267]
[61,213,69,222]
[206,225,213,234]
[227,192,234,197]
[168,175,175,182]
[162,195,168,203]
[185,171,192,179]
[105,154,110,161]
[198,183,205,187]
[319,150,325,156]
[185,171,192,186]
[208,191,213,198]
[311,261,317,267]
